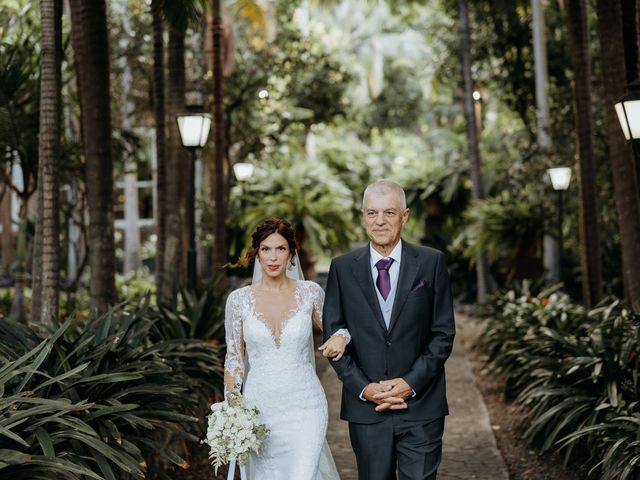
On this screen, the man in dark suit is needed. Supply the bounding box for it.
[322,180,455,480]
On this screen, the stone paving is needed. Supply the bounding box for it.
[318,314,509,480]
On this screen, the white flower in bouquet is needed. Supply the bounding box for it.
[203,385,270,475]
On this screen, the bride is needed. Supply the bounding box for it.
[223,218,349,479]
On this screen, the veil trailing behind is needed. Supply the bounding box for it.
[227,254,340,480]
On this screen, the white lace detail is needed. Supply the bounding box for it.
[332,328,351,344]
[222,281,340,479]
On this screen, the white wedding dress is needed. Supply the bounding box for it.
[224,280,340,480]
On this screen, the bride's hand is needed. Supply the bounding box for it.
[318,334,348,361]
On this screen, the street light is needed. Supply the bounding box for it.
[233,162,255,182]
[547,167,571,282]
[176,106,211,290]
[615,79,640,190]
[233,162,255,260]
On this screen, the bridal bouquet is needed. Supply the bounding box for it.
[203,386,270,474]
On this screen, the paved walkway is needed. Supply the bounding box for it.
[318,315,509,480]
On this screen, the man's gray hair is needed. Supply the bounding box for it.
[362,180,407,209]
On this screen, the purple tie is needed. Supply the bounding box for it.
[375,258,394,301]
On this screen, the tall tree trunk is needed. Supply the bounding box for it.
[622,0,639,82]
[566,0,602,306]
[69,0,116,312]
[159,25,187,305]
[532,0,560,282]
[0,188,13,273]
[212,0,228,286]
[459,0,489,303]
[32,0,62,324]
[152,0,166,298]
[597,0,640,310]
[117,0,140,275]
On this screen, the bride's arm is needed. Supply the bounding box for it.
[310,282,350,360]
[223,291,245,398]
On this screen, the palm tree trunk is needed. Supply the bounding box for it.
[622,0,638,82]
[159,24,187,304]
[0,188,13,273]
[69,0,116,312]
[459,0,489,303]
[212,0,228,285]
[152,0,166,298]
[32,0,62,324]
[566,0,602,306]
[117,0,140,275]
[596,0,640,310]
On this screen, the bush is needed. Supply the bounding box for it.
[0,295,225,479]
[478,285,640,479]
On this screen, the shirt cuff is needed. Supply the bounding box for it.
[359,386,367,401]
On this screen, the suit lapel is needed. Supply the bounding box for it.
[350,247,388,332]
[388,242,420,333]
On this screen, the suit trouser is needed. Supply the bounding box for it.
[349,415,445,480]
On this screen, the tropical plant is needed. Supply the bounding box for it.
[454,188,545,284]
[478,286,640,478]
[0,297,224,479]
[234,140,357,278]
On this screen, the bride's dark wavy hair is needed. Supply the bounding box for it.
[226,217,298,269]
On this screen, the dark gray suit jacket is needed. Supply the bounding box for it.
[322,241,455,424]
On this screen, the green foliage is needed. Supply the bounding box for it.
[225,9,352,165]
[233,140,357,257]
[455,189,543,265]
[154,282,228,344]
[0,1,40,201]
[0,297,225,478]
[479,287,640,479]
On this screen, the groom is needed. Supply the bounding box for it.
[322,179,455,480]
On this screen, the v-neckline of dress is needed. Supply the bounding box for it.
[248,281,302,349]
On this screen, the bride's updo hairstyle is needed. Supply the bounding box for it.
[228,217,298,269]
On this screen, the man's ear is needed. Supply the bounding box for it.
[402,208,410,224]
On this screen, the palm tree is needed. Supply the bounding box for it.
[0,186,12,274]
[152,0,167,298]
[460,0,490,303]
[565,0,602,306]
[32,0,62,324]
[158,24,188,305]
[596,0,640,310]
[237,148,357,280]
[621,0,638,82]
[69,0,117,312]
[211,0,227,285]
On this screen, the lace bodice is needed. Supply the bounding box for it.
[223,280,325,396]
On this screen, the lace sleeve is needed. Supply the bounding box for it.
[223,290,245,398]
[310,281,350,343]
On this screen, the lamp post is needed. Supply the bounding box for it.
[176,107,211,290]
[615,80,640,190]
[232,162,254,259]
[547,167,572,281]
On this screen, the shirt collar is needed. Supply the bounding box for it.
[369,240,402,268]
